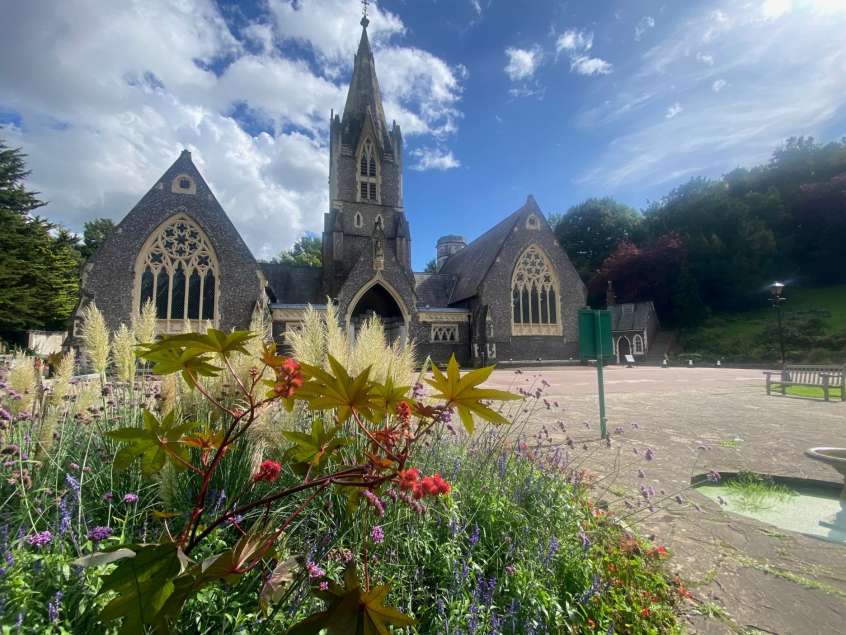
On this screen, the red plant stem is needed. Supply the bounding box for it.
[351,410,401,463]
[186,465,367,553]
[237,482,331,574]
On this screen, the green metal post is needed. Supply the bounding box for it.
[595,310,608,439]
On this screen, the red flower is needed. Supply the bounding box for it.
[253,459,282,483]
[641,607,651,617]
[398,467,420,491]
[432,473,451,494]
[587,618,596,630]
[274,358,304,398]
[395,401,412,425]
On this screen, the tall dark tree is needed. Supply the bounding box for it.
[276,233,322,267]
[0,140,81,331]
[644,178,776,310]
[552,197,643,281]
[423,258,438,273]
[589,235,707,326]
[81,217,116,259]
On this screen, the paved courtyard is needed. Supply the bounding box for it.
[487,366,846,634]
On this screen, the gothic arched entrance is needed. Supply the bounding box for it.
[616,336,631,364]
[347,280,408,344]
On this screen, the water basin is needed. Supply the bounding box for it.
[695,472,846,544]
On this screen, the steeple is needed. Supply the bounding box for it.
[340,16,391,150]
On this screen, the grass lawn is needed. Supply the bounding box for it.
[678,284,846,364]
[783,385,845,400]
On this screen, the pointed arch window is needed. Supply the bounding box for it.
[357,137,380,203]
[511,245,561,336]
[135,214,219,332]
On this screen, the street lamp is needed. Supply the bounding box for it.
[769,281,787,367]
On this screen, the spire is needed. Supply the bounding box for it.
[360,0,369,28]
[341,6,390,150]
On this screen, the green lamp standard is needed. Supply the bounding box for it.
[769,281,787,367]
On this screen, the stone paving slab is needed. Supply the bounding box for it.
[486,366,846,634]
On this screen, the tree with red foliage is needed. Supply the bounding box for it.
[589,234,707,326]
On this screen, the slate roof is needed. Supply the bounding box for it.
[260,263,324,305]
[438,196,541,303]
[413,273,457,307]
[609,302,655,332]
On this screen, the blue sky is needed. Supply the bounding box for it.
[2,0,845,270]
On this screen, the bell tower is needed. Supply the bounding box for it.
[322,12,411,297]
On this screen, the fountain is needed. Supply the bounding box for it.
[806,447,846,499]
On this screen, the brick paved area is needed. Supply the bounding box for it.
[487,366,846,634]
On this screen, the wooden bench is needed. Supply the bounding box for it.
[764,365,846,402]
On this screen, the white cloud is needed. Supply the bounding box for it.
[571,56,613,76]
[696,52,715,66]
[635,16,656,41]
[410,146,461,171]
[0,0,465,259]
[665,102,683,118]
[470,0,482,17]
[579,1,846,191]
[761,0,792,20]
[556,28,612,76]
[504,46,543,81]
[556,29,593,53]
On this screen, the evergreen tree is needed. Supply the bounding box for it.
[0,140,81,331]
[80,217,116,259]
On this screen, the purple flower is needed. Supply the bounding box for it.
[361,490,385,517]
[370,525,384,544]
[59,497,72,535]
[579,575,601,604]
[48,591,63,623]
[578,528,590,553]
[543,536,559,567]
[469,524,480,547]
[318,580,329,591]
[26,531,53,548]
[505,563,516,576]
[411,382,425,399]
[102,491,113,502]
[306,561,325,579]
[438,407,454,425]
[122,493,138,504]
[87,526,112,543]
[0,408,10,423]
[65,473,81,496]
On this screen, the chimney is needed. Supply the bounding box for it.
[436,235,466,271]
[606,280,616,307]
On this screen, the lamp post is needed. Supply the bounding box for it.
[769,281,787,367]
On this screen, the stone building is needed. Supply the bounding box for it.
[605,283,659,363]
[75,18,586,366]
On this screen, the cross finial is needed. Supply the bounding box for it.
[361,0,370,28]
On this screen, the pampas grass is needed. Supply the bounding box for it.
[113,325,136,387]
[133,299,157,345]
[80,303,110,378]
[8,351,37,414]
[288,301,416,386]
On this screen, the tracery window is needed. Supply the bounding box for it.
[431,324,459,343]
[511,245,561,336]
[357,137,379,203]
[135,214,218,328]
[633,334,644,354]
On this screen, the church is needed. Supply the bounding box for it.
[75,17,586,366]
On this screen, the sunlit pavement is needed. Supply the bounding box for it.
[486,365,846,634]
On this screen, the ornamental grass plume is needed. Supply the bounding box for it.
[50,351,75,406]
[8,352,36,414]
[160,373,178,416]
[132,299,157,345]
[112,324,136,387]
[80,303,110,377]
[324,300,350,368]
[286,305,325,367]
